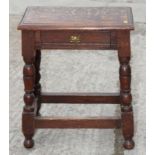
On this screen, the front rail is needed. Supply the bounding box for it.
[40,92,120,104]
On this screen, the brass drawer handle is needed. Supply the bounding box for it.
[70,35,80,43]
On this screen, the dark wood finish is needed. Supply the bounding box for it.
[35,116,121,129]
[18,7,134,30]
[41,92,120,104]
[34,49,42,116]
[35,30,117,50]
[117,31,134,149]
[22,31,36,148]
[41,31,110,43]
[39,42,115,50]
[18,7,135,150]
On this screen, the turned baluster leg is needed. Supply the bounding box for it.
[22,31,36,148]
[34,49,42,116]
[117,31,135,149]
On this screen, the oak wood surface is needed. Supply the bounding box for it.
[18,6,135,150]
[41,30,110,43]
[35,116,121,129]
[36,30,117,50]
[18,7,134,30]
[41,92,120,104]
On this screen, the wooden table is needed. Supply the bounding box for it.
[18,7,135,150]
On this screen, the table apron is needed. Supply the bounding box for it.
[34,30,117,50]
[35,42,117,50]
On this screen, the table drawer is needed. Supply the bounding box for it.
[40,31,110,44]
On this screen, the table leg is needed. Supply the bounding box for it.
[34,49,41,116]
[22,31,36,148]
[118,31,134,149]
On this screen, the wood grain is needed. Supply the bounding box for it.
[18,7,135,150]
[18,7,134,30]
[41,92,120,104]
[35,116,121,129]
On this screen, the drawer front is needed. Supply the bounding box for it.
[40,31,110,44]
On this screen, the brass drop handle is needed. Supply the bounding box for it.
[70,35,80,43]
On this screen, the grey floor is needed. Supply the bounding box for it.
[9,2,145,155]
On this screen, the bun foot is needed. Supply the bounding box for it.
[123,139,135,150]
[24,138,34,148]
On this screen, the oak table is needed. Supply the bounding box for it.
[18,7,135,150]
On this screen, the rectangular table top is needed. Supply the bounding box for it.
[18,7,134,31]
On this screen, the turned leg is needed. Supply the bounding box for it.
[23,62,35,148]
[22,31,36,148]
[119,57,134,149]
[118,31,134,149]
[34,49,42,116]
